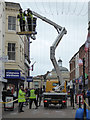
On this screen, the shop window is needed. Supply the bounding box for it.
[8,43,15,60]
[8,16,16,31]
[34,85,39,89]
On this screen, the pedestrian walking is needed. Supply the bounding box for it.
[86,88,90,106]
[70,87,74,107]
[18,86,26,112]
[29,88,38,109]
[17,8,25,32]
[35,88,39,107]
[24,87,28,106]
[2,88,7,102]
[39,87,43,106]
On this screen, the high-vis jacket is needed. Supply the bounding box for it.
[18,89,26,103]
[27,13,33,20]
[17,13,25,21]
[29,89,36,99]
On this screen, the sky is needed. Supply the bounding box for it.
[5,0,89,76]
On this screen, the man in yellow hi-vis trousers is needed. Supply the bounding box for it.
[17,8,25,32]
[18,86,26,112]
[29,88,38,109]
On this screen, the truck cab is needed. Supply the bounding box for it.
[46,80,59,92]
[43,80,67,108]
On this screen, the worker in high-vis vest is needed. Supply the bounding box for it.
[18,86,26,112]
[29,88,38,109]
[24,8,33,31]
[17,8,25,32]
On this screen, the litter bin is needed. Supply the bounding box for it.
[4,92,14,111]
[75,108,84,120]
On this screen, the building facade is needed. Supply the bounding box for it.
[69,43,89,93]
[88,1,90,88]
[4,2,30,98]
[0,1,6,119]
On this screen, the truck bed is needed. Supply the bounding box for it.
[43,92,67,95]
[43,92,67,108]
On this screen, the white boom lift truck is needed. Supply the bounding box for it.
[28,10,67,108]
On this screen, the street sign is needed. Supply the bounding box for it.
[5,96,14,109]
[0,56,8,62]
[77,94,84,104]
[27,76,33,82]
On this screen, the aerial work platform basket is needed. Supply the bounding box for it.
[16,16,37,40]
[16,31,37,35]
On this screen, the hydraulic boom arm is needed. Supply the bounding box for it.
[31,10,67,85]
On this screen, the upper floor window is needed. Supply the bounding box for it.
[8,16,16,31]
[8,43,15,61]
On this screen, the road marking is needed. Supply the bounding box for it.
[55,111,63,112]
[10,112,17,115]
[44,112,49,114]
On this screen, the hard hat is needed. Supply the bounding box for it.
[27,8,30,11]
[20,86,23,88]
[19,8,22,12]
[7,87,10,90]
[27,8,32,13]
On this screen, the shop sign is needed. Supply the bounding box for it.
[27,76,33,82]
[5,96,13,108]
[5,70,20,79]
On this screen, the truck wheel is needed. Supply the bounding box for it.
[44,103,48,108]
[63,103,67,108]
[64,103,67,108]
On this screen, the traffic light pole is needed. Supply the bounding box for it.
[83,58,86,117]
[28,36,32,88]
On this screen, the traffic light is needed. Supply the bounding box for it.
[88,21,90,30]
[31,64,33,71]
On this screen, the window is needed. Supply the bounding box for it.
[8,16,16,30]
[8,43,15,60]
[53,83,59,86]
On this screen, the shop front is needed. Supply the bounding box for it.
[5,69,25,99]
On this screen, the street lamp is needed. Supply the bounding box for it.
[27,36,32,88]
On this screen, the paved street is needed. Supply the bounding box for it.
[2,99,76,119]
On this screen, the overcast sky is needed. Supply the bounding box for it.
[5,0,89,76]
